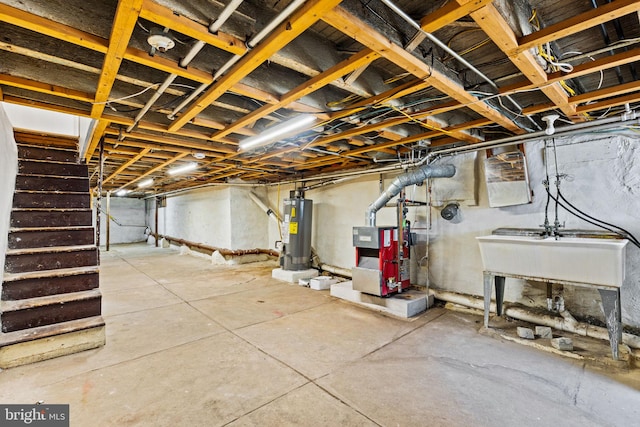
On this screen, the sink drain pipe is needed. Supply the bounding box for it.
[430,288,640,350]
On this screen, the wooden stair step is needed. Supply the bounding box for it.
[10,225,94,232]
[3,265,99,282]
[13,190,90,209]
[8,226,94,249]
[15,175,89,192]
[19,159,88,177]
[0,315,104,348]
[17,144,79,163]
[2,266,99,300]
[5,245,98,274]
[10,208,92,228]
[1,289,102,333]
[6,244,96,256]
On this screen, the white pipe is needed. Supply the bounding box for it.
[319,263,352,277]
[169,0,306,119]
[429,289,640,349]
[406,113,640,168]
[128,0,245,130]
[248,191,281,223]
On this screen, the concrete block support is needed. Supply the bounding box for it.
[330,281,428,318]
[551,337,574,351]
[535,326,553,339]
[272,268,319,284]
[517,327,535,340]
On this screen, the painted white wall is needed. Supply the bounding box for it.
[262,134,640,328]
[229,186,269,249]
[144,186,270,250]
[0,104,18,285]
[138,133,640,329]
[2,103,92,138]
[97,197,147,246]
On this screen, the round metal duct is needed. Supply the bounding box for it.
[441,203,459,221]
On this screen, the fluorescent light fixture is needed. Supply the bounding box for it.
[116,189,129,196]
[239,114,317,151]
[168,162,197,175]
[138,178,154,188]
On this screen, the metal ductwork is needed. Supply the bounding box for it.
[365,164,456,226]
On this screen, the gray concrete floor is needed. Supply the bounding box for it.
[1,243,640,426]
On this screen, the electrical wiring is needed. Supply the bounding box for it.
[92,83,160,105]
[561,51,603,91]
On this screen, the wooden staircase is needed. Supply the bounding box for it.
[0,132,105,368]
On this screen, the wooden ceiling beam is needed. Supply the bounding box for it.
[91,0,144,118]
[117,153,188,190]
[575,92,640,114]
[322,6,523,134]
[0,3,107,52]
[0,73,93,103]
[500,47,640,95]
[139,0,245,56]
[570,80,640,105]
[517,0,640,55]
[103,129,234,155]
[168,0,344,132]
[470,4,580,121]
[420,0,494,32]
[103,147,151,184]
[212,49,380,140]
[343,0,491,90]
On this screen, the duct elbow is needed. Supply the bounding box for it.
[363,164,456,226]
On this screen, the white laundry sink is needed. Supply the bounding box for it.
[476,235,628,287]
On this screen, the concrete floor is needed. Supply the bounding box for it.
[1,243,640,426]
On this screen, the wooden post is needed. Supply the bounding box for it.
[155,197,159,248]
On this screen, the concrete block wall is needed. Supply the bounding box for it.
[0,104,18,285]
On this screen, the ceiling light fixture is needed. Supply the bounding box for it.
[116,189,129,197]
[239,114,317,151]
[168,162,197,175]
[193,152,206,160]
[138,178,154,188]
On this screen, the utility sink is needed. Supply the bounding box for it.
[477,228,629,360]
[476,233,628,287]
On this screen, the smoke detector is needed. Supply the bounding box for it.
[147,28,175,55]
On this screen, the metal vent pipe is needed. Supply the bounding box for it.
[366,164,455,226]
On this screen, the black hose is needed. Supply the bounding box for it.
[557,189,640,247]
[544,187,640,249]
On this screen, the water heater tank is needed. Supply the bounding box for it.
[282,195,313,271]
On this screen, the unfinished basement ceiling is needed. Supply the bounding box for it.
[0,0,639,194]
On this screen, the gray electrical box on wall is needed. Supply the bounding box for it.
[282,195,313,271]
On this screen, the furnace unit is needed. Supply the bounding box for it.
[352,224,411,297]
[281,192,313,271]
